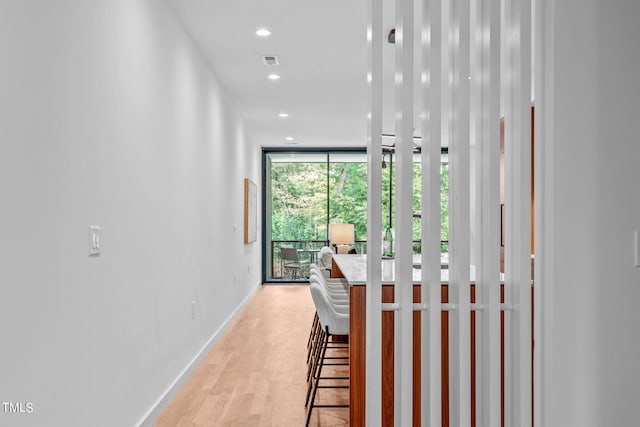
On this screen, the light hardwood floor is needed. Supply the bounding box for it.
[154,285,349,427]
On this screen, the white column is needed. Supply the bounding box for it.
[449,0,472,424]
[503,0,532,424]
[534,0,554,425]
[394,0,415,423]
[476,0,503,425]
[365,0,383,424]
[421,0,443,424]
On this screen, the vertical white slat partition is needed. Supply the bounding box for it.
[421,0,443,424]
[366,0,535,424]
[449,0,472,423]
[533,0,553,424]
[476,0,503,425]
[394,0,415,423]
[365,0,383,424]
[503,0,533,424]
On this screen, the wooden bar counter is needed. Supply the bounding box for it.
[330,254,513,427]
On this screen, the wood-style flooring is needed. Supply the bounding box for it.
[154,285,349,427]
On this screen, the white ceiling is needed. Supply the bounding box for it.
[168,0,371,148]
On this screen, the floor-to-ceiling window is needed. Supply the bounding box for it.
[381,150,449,255]
[262,148,449,282]
[263,149,366,282]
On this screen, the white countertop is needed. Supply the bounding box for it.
[332,254,493,285]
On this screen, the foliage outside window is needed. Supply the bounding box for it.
[265,150,449,281]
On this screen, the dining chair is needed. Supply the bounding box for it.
[280,246,309,279]
[317,246,335,278]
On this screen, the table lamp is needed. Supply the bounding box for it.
[329,223,355,254]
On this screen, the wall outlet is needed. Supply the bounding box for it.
[634,229,639,268]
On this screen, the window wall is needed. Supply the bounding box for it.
[262,148,449,282]
[263,150,367,281]
[382,151,449,253]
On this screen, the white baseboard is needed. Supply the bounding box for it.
[137,281,262,427]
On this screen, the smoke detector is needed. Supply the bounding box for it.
[263,55,280,65]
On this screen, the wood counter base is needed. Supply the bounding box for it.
[333,260,515,427]
[350,284,465,427]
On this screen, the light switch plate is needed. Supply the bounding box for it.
[89,226,101,256]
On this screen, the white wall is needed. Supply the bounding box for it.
[548,0,640,425]
[0,1,261,425]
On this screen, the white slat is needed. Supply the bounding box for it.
[533,0,553,425]
[394,0,415,423]
[502,0,514,421]
[503,0,533,424]
[421,0,443,424]
[449,0,472,423]
[365,0,383,424]
[476,0,502,425]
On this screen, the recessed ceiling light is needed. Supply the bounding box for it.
[256,28,271,37]
[279,113,289,118]
[268,74,281,80]
[285,137,294,141]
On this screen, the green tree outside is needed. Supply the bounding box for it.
[268,152,448,258]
